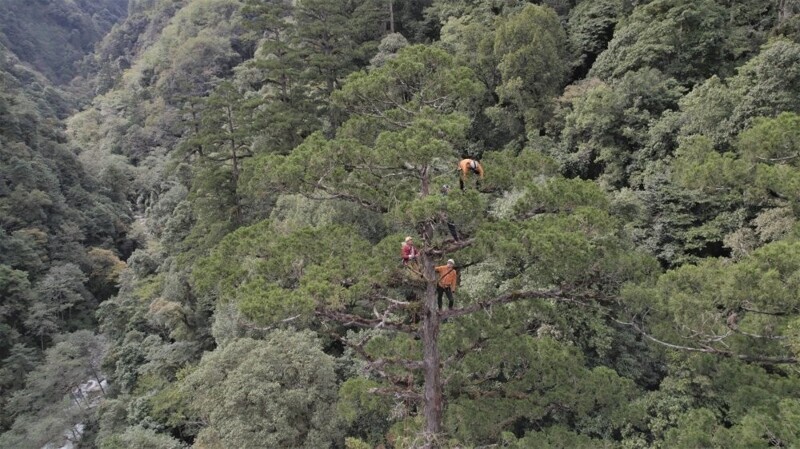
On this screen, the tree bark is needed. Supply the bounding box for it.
[421,165,430,196]
[226,103,242,225]
[90,366,106,395]
[420,222,442,445]
[778,0,797,24]
[389,0,395,33]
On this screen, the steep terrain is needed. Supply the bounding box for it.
[3,0,800,448]
[0,0,128,85]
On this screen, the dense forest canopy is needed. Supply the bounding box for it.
[0,0,129,85]
[2,0,800,448]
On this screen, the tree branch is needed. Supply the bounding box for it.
[440,288,566,320]
[756,153,799,163]
[316,309,416,334]
[302,186,388,213]
[442,337,490,386]
[368,386,422,401]
[733,328,788,340]
[425,238,475,256]
[614,319,797,365]
[331,332,423,399]
[742,305,793,316]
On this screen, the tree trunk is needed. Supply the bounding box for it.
[190,101,203,157]
[420,221,442,445]
[226,104,242,225]
[389,0,395,33]
[778,0,795,24]
[70,391,85,409]
[90,366,106,395]
[421,165,430,196]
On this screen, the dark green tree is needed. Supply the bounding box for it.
[490,4,569,134]
[590,0,742,85]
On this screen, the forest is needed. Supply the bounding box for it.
[1,0,800,447]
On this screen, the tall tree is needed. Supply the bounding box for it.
[197,44,655,445]
[294,0,386,127]
[185,81,257,227]
[489,4,569,135]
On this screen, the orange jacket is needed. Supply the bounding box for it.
[435,265,458,291]
[458,159,484,179]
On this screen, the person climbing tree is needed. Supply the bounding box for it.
[401,236,419,266]
[435,259,458,310]
[458,158,484,190]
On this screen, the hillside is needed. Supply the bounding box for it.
[0,0,129,85]
[3,0,800,448]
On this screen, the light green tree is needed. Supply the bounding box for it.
[180,332,341,448]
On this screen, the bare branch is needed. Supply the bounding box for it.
[732,328,788,340]
[370,294,413,306]
[368,386,422,401]
[756,153,799,163]
[425,238,476,256]
[614,319,797,365]
[742,305,793,316]
[316,309,417,334]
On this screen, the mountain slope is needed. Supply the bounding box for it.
[0,0,129,84]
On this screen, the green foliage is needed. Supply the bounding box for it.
[728,39,800,133]
[591,0,747,85]
[666,113,800,264]
[490,4,569,133]
[567,0,621,78]
[98,425,186,449]
[180,332,342,448]
[12,0,800,447]
[625,239,800,366]
[0,331,107,448]
[507,425,616,448]
[512,177,610,217]
[674,39,800,150]
[338,377,393,445]
[739,111,800,166]
[0,36,130,437]
[444,336,637,444]
[251,44,483,218]
[554,69,685,187]
[619,356,800,448]
[193,221,374,323]
[0,0,128,84]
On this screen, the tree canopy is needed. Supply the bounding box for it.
[4,0,800,447]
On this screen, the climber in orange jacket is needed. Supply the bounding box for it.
[458,158,484,191]
[435,259,458,310]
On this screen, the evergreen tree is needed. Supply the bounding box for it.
[197,44,657,445]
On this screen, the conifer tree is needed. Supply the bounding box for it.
[197,44,655,445]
